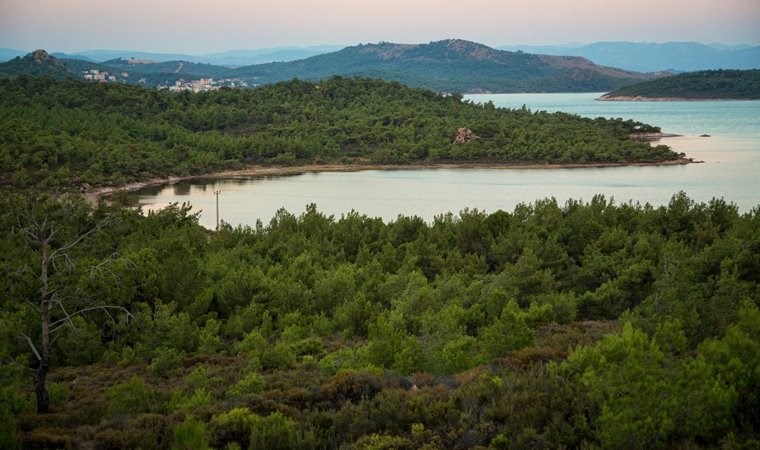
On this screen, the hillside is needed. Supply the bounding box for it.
[233,39,655,93]
[499,41,760,72]
[2,191,758,449]
[599,69,760,100]
[0,76,679,190]
[0,49,73,79]
[0,50,132,83]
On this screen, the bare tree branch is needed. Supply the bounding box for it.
[21,333,42,362]
[49,305,133,334]
[49,218,112,260]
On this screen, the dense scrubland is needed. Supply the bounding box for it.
[0,76,675,190]
[1,192,758,449]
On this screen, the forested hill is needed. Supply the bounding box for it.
[235,39,655,93]
[0,76,677,190]
[0,49,131,82]
[599,69,760,100]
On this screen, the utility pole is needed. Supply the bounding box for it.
[214,190,221,230]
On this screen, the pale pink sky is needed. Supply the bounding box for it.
[2,0,759,53]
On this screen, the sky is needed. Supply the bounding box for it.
[2,0,759,53]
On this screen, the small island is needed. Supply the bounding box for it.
[599,69,760,101]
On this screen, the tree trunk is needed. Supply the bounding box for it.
[34,361,50,413]
[37,243,51,414]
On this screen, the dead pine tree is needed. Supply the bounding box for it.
[13,194,132,413]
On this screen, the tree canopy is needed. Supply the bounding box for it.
[1,193,758,448]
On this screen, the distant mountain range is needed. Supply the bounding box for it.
[498,42,760,72]
[0,40,657,93]
[5,41,759,73]
[1,46,345,67]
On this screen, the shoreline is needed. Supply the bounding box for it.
[598,95,757,102]
[86,157,701,202]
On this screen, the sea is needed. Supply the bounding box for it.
[135,93,760,228]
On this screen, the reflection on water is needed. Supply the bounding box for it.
[172,183,191,196]
[135,95,760,229]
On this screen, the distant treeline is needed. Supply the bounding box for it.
[0,76,673,190]
[602,69,760,99]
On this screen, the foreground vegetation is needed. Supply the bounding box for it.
[0,76,675,190]
[1,193,758,449]
[601,69,760,100]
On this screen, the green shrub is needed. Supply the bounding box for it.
[353,433,415,450]
[184,366,222,391]
[105,376,157,417]
[198,319,223,354]
[209,407,257,450]
[172,419,210,450]
[250,412,298,450]
[260,343,296,371]
[0,407,20,450]
[47,382,69,410]
[227,372,265,398]
[149,347,185,378]
[167,388,212,415]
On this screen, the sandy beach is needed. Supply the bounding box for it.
[85,157,700,203]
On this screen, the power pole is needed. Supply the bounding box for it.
[214,190,221,230]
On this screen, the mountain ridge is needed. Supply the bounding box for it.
[498,41,760,72]
[0,40,658,93]
[228,39,656,93]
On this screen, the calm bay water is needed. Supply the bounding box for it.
[137,93,760,228]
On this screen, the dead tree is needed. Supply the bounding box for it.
[14,196,131,413]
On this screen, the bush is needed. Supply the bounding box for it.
[167,388,212,415]
[198,319,223,354]
[0,407,20,450]
[227,372,265,398]
[149,347,185,378]
[250,412,298,450]
[47,382,69,410]
[172,419,210,450]
[209,407,257,450]
[105,376,157,417]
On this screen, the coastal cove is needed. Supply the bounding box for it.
[135,93,760,228]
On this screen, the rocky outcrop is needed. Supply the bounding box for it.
[30,49,65,68]
[453,128,480,144]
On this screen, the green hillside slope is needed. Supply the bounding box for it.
[600,69,760,100]
[0,76,678,190]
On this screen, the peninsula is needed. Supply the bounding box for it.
[1,75,682,192]
[599,69,760,100]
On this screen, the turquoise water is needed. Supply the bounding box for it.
[474,92,760,137]
[137,94,760,228]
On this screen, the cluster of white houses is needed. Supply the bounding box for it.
[82,69,126,82]
[80,69,251,92]
[161,78,250,92]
